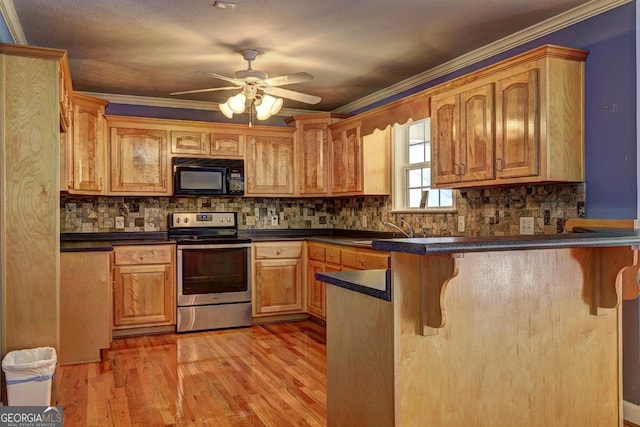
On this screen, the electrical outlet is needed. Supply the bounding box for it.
[457,215,465,233]
[115,216,125,229]
[271,215,279,226]
[520,217,534,235]
[362,215,368,227]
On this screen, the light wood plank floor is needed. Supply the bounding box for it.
[59,321,327,426]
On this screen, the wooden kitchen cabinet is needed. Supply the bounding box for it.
[68,92,109,194]
[109,121,171,195]
[210,131,245,158]
[431,83,495,185]
[431,44,588,189]
[305,242,389,320]
[252,241,304,316]
[245,129,295,196]
[329,120,390,196]
[170,130,208,155]
[112,244,176,332]
[60,251,112,364]
[287,113,349,196]
[170,129,245,158]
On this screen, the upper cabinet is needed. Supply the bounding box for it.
[245,128,295,196]
[108,117,171,195]
[329,119,390,196]
[431,44,588,189]
[68,93,109,194]
[287,113,349,196]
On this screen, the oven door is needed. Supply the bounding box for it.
[177,243,251,306]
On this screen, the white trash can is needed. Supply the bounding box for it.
[2,347,57,406]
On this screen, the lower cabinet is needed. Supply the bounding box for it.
[112,244,176,332]
[60,251,112,364]
[306,242,389,321]
[252,241,304,317]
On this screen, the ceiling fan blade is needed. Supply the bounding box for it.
[170,86,238,95]
[197,71,245,86]
[263,72,314,87]
[264,87,321,105]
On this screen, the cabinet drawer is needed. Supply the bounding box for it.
[325,246,341,265]
[341,250,389,270]
[307,244,325,262]
[114,245,174,265]
[255,242,303,259]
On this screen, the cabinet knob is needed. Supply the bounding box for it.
[496,158,504,172]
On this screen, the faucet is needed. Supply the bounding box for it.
[383,220,415,238]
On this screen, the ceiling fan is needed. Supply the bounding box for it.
[170,49,321,121]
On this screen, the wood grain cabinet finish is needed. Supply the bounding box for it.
[170,130,208,155]
[60,251,112,364]
[68,92,108,194]
[245,132,295,196]
[331,123,362,194]
[305,242,389,320]
[112,245,175,329]
[210,132,245,158]
[253,242,304,316]
[431,45,587,189]
[110,126,170,194]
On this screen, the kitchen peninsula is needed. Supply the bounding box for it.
[317,230,640,426]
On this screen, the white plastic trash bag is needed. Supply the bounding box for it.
[2,347,57,406]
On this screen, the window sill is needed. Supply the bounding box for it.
[390,208,458,214]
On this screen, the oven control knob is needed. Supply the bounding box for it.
[184,218,189,223]
[175,218,180,224]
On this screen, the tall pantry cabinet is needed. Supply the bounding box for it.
[0,44,62,402]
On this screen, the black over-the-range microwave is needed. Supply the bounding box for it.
[173,157,245,196]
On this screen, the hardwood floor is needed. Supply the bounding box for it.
[59,321,327,426]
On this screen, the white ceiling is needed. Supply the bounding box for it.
[5,0,627,115]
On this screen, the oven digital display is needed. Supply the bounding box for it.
[197,214,212,222]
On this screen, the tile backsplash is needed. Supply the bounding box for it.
[61,182,584,236]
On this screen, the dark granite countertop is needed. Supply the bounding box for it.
[60,229,397,252]
[316,269,391,301]
[371,229,640,255]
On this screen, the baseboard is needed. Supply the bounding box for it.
[624,400,640,425]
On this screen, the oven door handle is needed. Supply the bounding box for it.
[177,243,252,250]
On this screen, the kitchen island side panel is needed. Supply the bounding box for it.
[393,248,621,426]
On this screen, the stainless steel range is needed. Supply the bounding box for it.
[169,212,251,332]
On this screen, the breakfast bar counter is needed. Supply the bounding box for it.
[316,230,640,426]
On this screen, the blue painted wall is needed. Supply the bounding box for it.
[365,3,637,219]
[0,13,13,43]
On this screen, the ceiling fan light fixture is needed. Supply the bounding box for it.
[228,93,246,114]
[219,101,234,119]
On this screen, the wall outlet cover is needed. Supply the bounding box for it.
[520,217,534,235]
[271,215,279,226]
[457,215,465,233]
[115,216,125,229]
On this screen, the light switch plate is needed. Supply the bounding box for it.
[115,216,125,229]
[271,215,279,226]
[457,215,465,233]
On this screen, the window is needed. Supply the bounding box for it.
[392,119,454,211]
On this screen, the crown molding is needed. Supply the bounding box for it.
[0,0,26,43]
[334,0,633,113]
[80,91,321,117]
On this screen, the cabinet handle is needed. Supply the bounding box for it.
[496,158,504,172]
[454,164,460,176]
[460,162,466,175]
[99,177,103,189]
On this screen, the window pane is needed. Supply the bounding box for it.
[409,122,425,141]
[408,144,425,164]
[408,189,423,208]
[439,189,453,207]
[422,167,430,186]
[424,142,431,162]
[408,168,422,188]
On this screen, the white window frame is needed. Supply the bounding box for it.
[391,118,456,213]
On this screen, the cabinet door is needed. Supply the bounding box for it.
[170,130,207,155]
[113,264,175,327]
[246,134,294,195]
[307,260,326,319]
[210,132,244,158]
[254,258,303,314]
[459,83,495,182]
[299,123,330,195]
[110,127,170,194]
[495,69,539,179]
[71,100,107,193]
[431,93,461,185]
[331,126,362,194]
